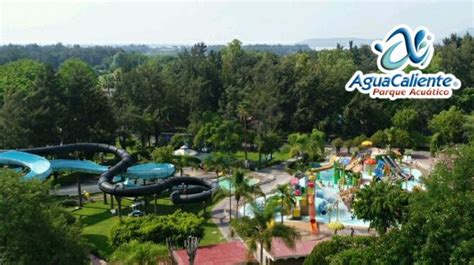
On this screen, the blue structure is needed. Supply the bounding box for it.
[0,143,218,206]
[374,159,385,180]
[0,151,175,181]
[0,151,52,180]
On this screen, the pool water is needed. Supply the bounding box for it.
[218,177,258,191]
[241,165,423,228]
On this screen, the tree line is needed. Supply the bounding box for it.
[0,35,472,153]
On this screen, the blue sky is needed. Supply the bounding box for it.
[1,0,473,45]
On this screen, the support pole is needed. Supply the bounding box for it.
[116,196,122,221]
[76,174,83,208]
[154,194,157,215]
[111,194,115,209]
[103,192,108,204]
[143,179,149,206]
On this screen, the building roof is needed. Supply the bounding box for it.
[173,241,250,265]
[269,238,327,261]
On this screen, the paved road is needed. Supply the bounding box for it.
[51,180,100,196]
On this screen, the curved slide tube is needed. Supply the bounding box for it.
[0,151,52,180]
[1,143,217,204]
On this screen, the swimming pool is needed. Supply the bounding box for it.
[218,176,259,191]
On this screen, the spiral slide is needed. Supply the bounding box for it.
[0,143,217,204]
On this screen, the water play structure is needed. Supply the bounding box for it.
[0,143,218,204]
[286,150,423,232]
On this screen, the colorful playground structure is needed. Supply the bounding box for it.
[0,143,218,208]
[289,149,422,233]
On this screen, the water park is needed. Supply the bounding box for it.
[0,140,429,263]
[237,144,424,236]
[0,143,218,216]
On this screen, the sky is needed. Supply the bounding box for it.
[1,0,473,45]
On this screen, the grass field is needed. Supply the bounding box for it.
[69,194,225,258]
[235,150,290,162]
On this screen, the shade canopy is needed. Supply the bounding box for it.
[361,140,373,146]
[173,145,199,156]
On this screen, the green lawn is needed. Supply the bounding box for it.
[69,194,225,258]
[235,150,290,162]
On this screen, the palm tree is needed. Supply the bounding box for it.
[232,169,248,219]
[231,200,300,264]
[172,155,198,176]
[275,184,296,223]
[202,152,234,178]
[237,102,250,163]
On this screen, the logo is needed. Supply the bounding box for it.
[345,25,461,100]
[373,25,434,72]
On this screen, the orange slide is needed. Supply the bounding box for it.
[307,174,319,234]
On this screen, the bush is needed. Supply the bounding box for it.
[303,236,377,265]
[151,146,174,163]
[331,137,344,153]
[110,210,204,246]
[110,240,169,265]
[170,134,191,149]
[370,130,388,148]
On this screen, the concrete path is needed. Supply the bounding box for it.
[51,180,100,196]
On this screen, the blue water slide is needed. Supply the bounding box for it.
[374,160,385,179]
[0,151,52,180]
[50,159,175,179]
[50,159,109,174]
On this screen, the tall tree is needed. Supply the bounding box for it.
[0,171,89,264]
[57,58,116,143]
[0,60,62,148]
[231,199,300,264]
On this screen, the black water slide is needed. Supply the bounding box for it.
[20,143,217,204]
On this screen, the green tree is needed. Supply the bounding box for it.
[331,137,344,153]
[353,181,410,235]
[303,236,377,265]
[57,58,116,143]
[237,101,251,162]
[375,144,474,264]
[231,200,300,264]
[151,145,174,163]
[391,108,420,131]
[194,119,242,153]
[0,60,62,148]
[343,139,353,154]
[231,169,262,219]
[0,171,88,264]
[110,240,169,265]
[202,152,235,177]
[429,106,467,145]
[255,132,281,163]
[172,155,199,176]
[283,129,326,162]
[274,184,295,223]
[370,130,388,148]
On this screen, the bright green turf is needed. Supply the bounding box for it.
[235,150,290,162]
[69,194,225,258]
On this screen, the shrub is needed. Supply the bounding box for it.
[110,210,204,246]
[303,236,377,265]
[331,137,344,153]
[109,240,169,265]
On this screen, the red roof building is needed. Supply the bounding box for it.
[256,238,329,265]
[172,240,251,265]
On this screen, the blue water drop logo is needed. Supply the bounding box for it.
[371,25,434,73]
